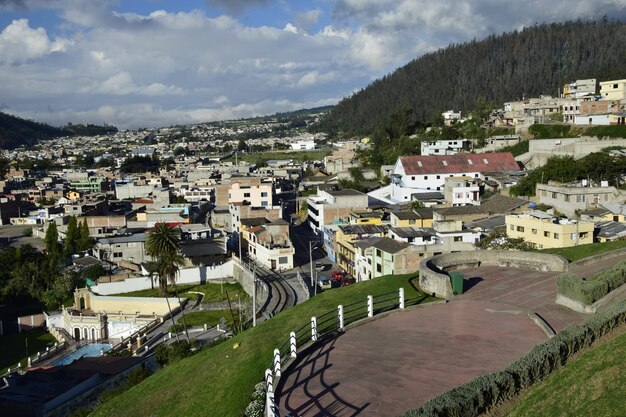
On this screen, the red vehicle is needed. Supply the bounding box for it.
[340,276,355,286]
[331,270,346,281]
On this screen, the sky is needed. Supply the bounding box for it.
[0,0,625,129]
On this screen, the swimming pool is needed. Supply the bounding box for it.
[52,343,112,366]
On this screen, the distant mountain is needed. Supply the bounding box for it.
[0,112,118,149]
[319,19,626,135]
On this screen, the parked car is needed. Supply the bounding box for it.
[331,270,346,281]
[340,276,356,286]
[314,261,325,271]
[318,275,332,290]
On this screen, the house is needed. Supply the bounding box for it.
[505,211,594,249]
[390,152,519,202]
[228,182,273,208]
[420,139,470,156]
[94,233,150,264]
[389,208,434,228]
[599,79,626,101]
[290,141,316,150]
[434,194,528,222]
[307,188,368,234]
[442,110,462,125]
[335,224,388,276]
[388,227,438,245]
[562,79,596,98]
[443,176,480,207]
[244,219,294,270]
[596,221,626,242]
[536,181,624,217]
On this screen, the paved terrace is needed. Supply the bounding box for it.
[276,254,624,416]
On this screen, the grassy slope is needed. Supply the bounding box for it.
[112,282,248,303]
[539,239,626,262]
[225,149,331,164]
[93,273,432,417]
[507,327,626,417]
[0,330,56,371]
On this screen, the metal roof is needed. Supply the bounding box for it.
[399,152,519,175]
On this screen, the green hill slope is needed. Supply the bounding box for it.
[0,112,67,149]
[320,20,626,135]
[91,273,433,417]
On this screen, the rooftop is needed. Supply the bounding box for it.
[338,224,388,235]
[399,152,520,175]
[327,189,365,197]
[372,237,410,254]
[389,227,437,239]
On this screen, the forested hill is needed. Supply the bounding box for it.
[319,20,626,135]
[0,112,118,149]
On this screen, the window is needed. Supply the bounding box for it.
[541,190,547,197]
[442,161,448,166]
[564,195,570,202]
[454,236,462,242]
[411,176,415,180]
[516,226,524,232]
[113,252,122,258]
[376,249,381,257]
[279,256,288,264]
[552,192,557,199]
[510,225,515,231]
[376,264,382,273]
[532,229,537,234]
[243,193,251,198]
[554,233,560,239]
[261,192,268,197]
[544,231,550,237]
[409,219,415,225]
[261,201,268,206]
[436,175,440,179]
[424,176,428,180]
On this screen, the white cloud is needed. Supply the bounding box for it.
[296,8,323,30]
[0,19,69,64]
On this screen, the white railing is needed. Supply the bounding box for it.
[264,287,407,417]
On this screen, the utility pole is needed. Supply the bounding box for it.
[252,264,257,327]
[309,240,314,288]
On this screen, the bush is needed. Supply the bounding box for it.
[557,261,626,305]
[528,124,571,139]
[155,340,197,366]
[399,301,626,417]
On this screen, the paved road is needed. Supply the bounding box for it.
[0,225,45,250]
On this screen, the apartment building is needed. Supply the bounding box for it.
[244,219,294,270]
[420,139,470,156]
[443,176,480,207]
[335,224,388,277]
[228,182,273,207]
[536,181,623,217]
[562,79,596,98]
[307,188,368,233]
[599,79,626,101]
[505,211,594,249]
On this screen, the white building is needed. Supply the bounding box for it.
[420,139,470,156]
[307,189,368,234]
[574,114,611,126]
[444,176,481,207]
[290,141,316,150]
[442,110,462,125]
[390,153,519,203]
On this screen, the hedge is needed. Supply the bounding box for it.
[398,301,626,417]
[556,261,626,305]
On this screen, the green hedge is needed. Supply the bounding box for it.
[556,261,626,305]
[528,124,571,139]
[398,301,626,417]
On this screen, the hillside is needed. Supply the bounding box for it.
[319,19,626,135]
[0,112,67,149]
[0,112,118,149]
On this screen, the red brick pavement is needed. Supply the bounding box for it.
[277,300,547,417]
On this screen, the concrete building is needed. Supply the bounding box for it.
[244,219,294,270]
[599,79,626,101]
[290,140,316,150]
[390,152,519,202]
[335,224,388,277]
[444,176,480,207]
[420,139,470,156]
[442,110,462,125]
[563,79,596,98]
[95,233,150,264]
[228,181,273,208]
[389,208,434,228]
[536,181,624,217]
[505,211,594,249]
[307,188,368,233]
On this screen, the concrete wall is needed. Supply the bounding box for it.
[92,261,234,295]
[525,137,626,169]
[419,250,568,298]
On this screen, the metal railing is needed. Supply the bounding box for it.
[264,287,409,417]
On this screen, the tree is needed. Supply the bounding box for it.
[45,221,59,256]
[145,223,190,344]
[78,219,92,251]
[237,138,249,152]
[64,216,79,258]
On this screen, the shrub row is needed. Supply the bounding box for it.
[398,301,626,417]
[557,261,626,305]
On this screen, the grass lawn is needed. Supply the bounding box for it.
[507,327,626,417]
[92,273,434,417]
[0,330,57,372]
[112,282,248,303]
[177,310,235,327]
[539,239,626,262]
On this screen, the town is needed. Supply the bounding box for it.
[0,74,625,416]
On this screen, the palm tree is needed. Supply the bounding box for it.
[146,223,191,344]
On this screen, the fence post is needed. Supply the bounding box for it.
[290,331,297,359]
[311,316,318,342]
[265,368,275,417]
[273,348,281,379]
[399,287,405,309]
[338,305,344,331]
[367,295,373,317]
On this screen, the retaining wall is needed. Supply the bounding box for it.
[419,250,568,299]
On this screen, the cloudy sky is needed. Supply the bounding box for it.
[1,0,625,129]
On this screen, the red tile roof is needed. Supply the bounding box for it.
[399,152,520,175]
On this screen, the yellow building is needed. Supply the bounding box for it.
[505,211,594,249]
[389,208,434,228]
[600,79,626,101]
[349,211,384,225]
[335,224,388,276]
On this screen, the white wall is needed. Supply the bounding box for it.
[92,261,234,295]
